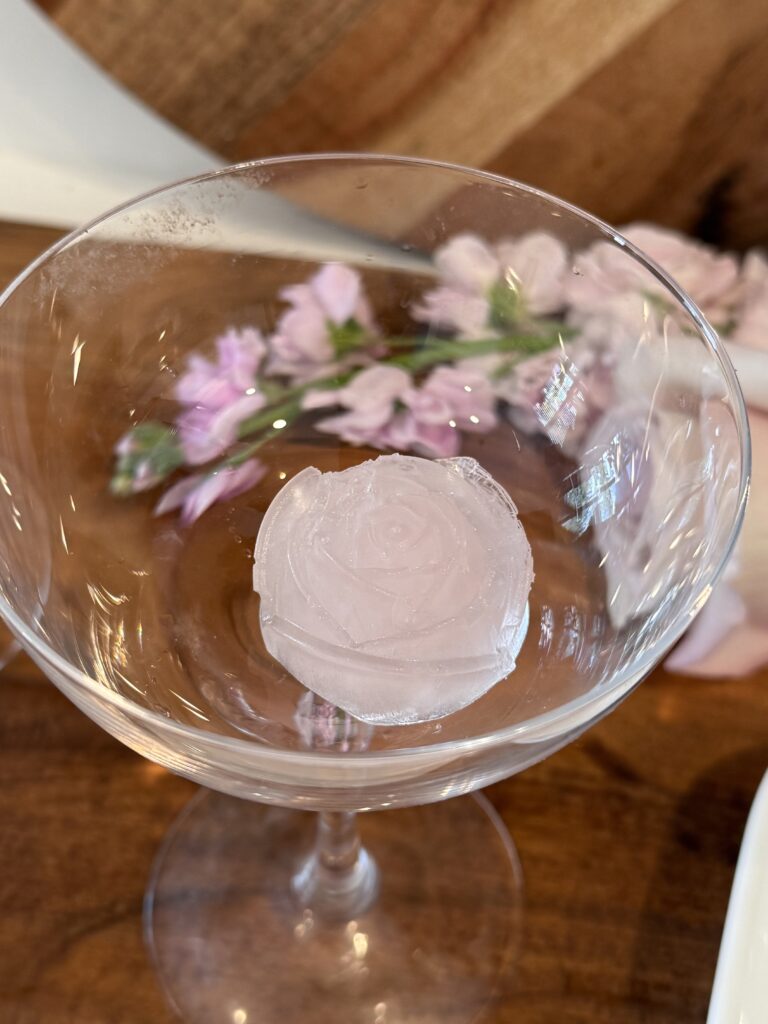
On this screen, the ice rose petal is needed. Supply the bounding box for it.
[253,454,533,724]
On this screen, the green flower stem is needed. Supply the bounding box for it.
[224,327,565,469]
[117,326,568,489]
[238,328,568,435]
[226,396,305,467]
[387,332,565,371]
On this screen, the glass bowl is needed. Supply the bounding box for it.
[0,155,749,1023]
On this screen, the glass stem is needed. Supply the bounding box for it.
[292,811,379,921]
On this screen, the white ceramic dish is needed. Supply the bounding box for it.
[707,768,768,1023]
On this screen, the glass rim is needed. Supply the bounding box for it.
[0,152,751,767]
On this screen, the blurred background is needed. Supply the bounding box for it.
[2,0,767,247]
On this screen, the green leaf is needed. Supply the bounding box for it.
[328,318,366,355]
[111,421,184,496]
[488,281,522,330]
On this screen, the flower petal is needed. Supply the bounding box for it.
[311,264,363,325]
[154,474,203,516]
[434,234,499,292]
[181,460,267,524]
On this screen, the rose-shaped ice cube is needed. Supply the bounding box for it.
[253,454,533,725]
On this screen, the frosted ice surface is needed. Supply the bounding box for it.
[253,454,533,725]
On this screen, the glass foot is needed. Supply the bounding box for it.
[145,790,523,1024]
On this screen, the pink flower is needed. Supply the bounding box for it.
[496,233,570,316]
[665,404,768,678]
[566,224,739,327]
[175,327,265,405]
[731,250,768,349]
[571,404,706,630]
[174,327,267,465]
[413,286,491,337]
[389,365,497,458]
[411,365,497,430]
[305,365,412,448]
[413,232,568,336]
[268,264,376,380]
[154,459,267,524]
[306,363,498,459]
[434,234,500,293]
[661,247,768,677]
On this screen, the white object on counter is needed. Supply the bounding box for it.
[707,768,768,1024]
[0,2,431,274]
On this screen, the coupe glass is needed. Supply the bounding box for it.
[0,156,748,1023]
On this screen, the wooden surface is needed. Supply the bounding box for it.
[1,221,768,1021]
[38,0,768,249]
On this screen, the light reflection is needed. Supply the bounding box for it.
[293,908,314,941]
[86,582,128,613]
[690,585,713,615]
[168,689,210,723]
[59,516,69,554]
[71,335,86,385]
[535,361,577,445]
[273,418,287,429]
[539,605,554,651]
[557,604,583,660]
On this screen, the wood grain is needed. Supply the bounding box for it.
[0,225,766,1021]
[2,574,768,1023]
[37,0,768,247]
